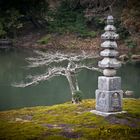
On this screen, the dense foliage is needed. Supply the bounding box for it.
[47,4,97,37]
[0,0,139,41]
[0,0,48,38]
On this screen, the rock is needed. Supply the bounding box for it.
[124,90,134,97]
[119,54,129,61]
[15,118,23,122]
[15,117,30,122]
[131,55,140,61]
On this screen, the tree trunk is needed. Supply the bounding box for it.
[65,70,79,104]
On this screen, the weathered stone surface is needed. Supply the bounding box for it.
[101,32,119,40]
[101,41,117,49]
[100,49,119,57]
[103,69,116,76]
[105,25,116,31]
[98,58,121,68]
[96,89,123,112]
[98,76,121,91]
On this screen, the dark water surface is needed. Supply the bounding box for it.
[0,50,140,111]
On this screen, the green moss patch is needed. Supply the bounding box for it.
[0,99,140,139]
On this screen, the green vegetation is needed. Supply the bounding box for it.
[0,0,139,52]
[0,0,48,38]
[0,0,98,39]
[0,99,140,140]
[0,22,6,38]
[125,38,138,55]
[0,9,22,38]
[72,90,83,103]
[115,20,130,40]
[125,39,137,50]
[37,34,52,45]
[121,0,140,34]
[47,5,97,38]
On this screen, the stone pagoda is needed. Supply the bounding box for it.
[92,15,124,116]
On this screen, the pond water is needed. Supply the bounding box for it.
[0,50,140,111]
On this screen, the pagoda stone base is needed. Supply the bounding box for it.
[96,89,123,112]
[95,76,123,112]
[90,110,126,117]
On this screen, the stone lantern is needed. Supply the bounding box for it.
[91,16,125,116]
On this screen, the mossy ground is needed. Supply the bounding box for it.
[0,99,140,140]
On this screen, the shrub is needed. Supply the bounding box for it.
[0,0,49,38]
[46,0,97,38]
[115,20,130,40]
[93,17,105,30]
[5,9,23,38]
[72,90,83,103]
[125,38,137,54]
[125,39,137,49]
[78,31,97,38]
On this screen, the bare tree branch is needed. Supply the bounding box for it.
[12,50,101,104]
[12,51,101,103]
[12,66,66,88]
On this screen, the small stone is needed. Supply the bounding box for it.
[15,118,22,122]
[124,90,134,96]
[103,69,116,76]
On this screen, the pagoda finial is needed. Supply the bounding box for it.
[107,15,114,25]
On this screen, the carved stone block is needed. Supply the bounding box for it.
[96,90,123,112]
[98,76,121,91]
